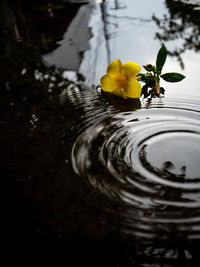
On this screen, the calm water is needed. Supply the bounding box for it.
[1,0,200,265]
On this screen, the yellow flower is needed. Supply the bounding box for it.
[100,59,141,99]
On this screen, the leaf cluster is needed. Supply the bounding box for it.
[139,44,185,98]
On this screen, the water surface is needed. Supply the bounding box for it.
[1,0,200,265]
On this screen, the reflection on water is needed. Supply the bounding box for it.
[153,0,200,69]
[1,0,200,265]
[72,95,200,239]
[43,4,91,70]
[79,0,200,97]
[64,81,200,263]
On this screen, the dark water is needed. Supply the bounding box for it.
[1,0,200,265]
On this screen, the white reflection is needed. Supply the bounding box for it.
[63,70,78,81]
[21,68,27,75]
[43,4,91,70]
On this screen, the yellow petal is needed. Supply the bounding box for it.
[123,78,142,99]
[106,59,124,79]
[121,62,141,78]
[100,74,125,97]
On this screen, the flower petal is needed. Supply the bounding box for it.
[107,59,124,79]
[123,78,142,99]
[100,74,125,97]
[121,62,141,78]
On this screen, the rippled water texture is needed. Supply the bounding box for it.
[69,0,200,245]
[71,94,200,241]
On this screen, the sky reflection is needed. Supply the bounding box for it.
[80,0,200,98]
[43,0,200,98]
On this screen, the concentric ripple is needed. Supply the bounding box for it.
[72,98,200,240]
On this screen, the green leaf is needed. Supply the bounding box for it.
[156,43,167,72]
[161,72,185,83]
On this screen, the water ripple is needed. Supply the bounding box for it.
[71,95,200,241]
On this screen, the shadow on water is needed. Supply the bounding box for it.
[1,0,200,265]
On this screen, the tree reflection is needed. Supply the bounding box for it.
[100,0,111,64]
[0,0,90,187]
[0,0,88,106]
[100,0,127,65]
[152,0,200,69]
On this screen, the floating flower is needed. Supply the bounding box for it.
[100,59,142,99]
